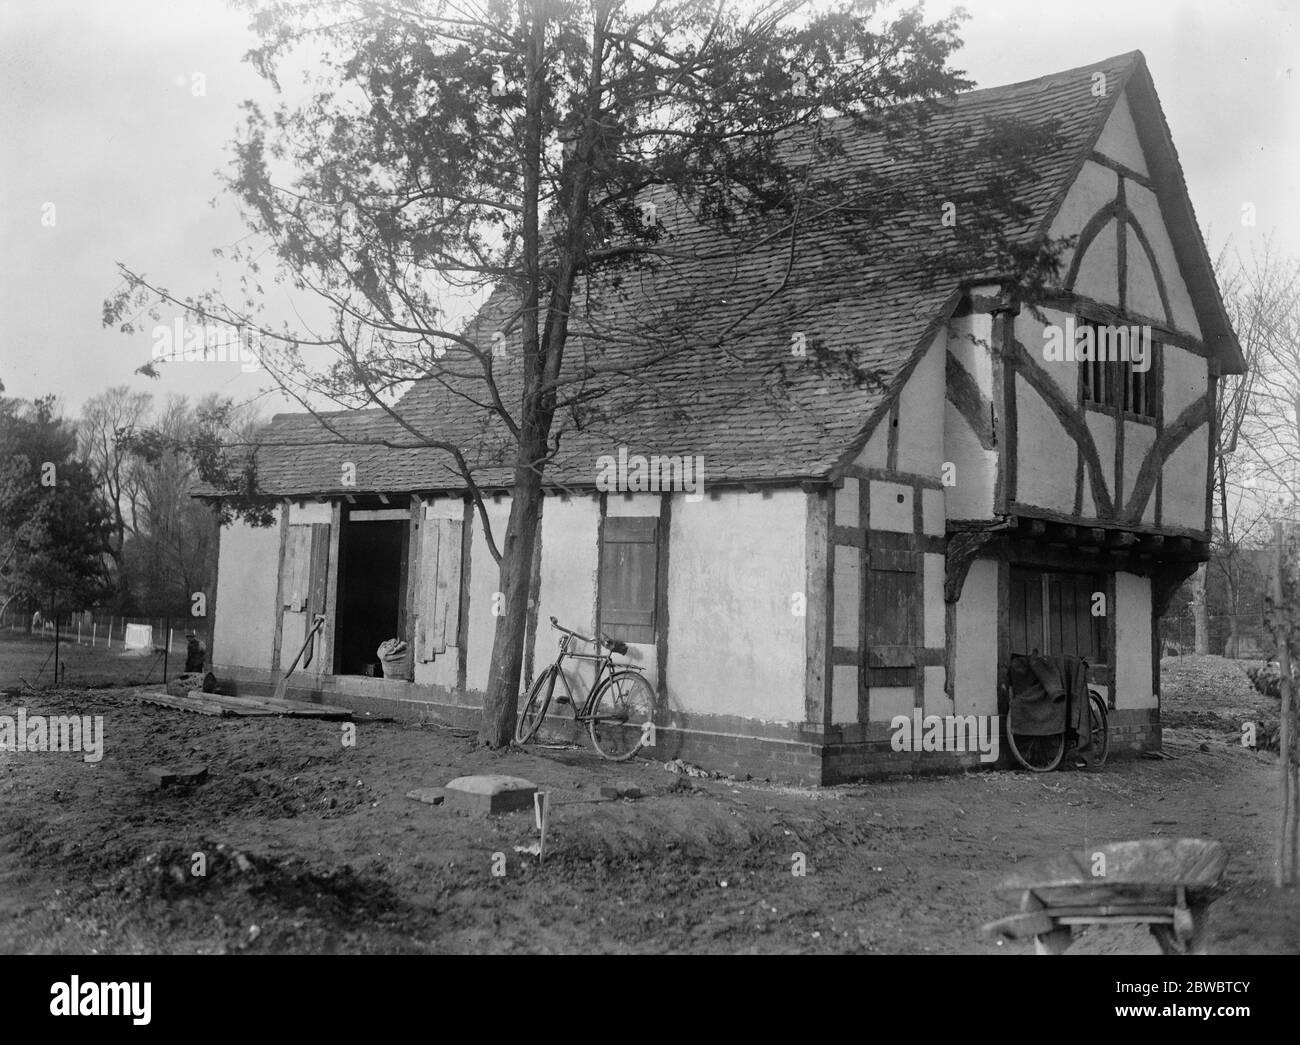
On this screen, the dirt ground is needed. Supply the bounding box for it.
[1,645,1297,954]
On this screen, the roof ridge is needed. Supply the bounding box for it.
[960,50,1145,100]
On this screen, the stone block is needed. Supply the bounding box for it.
[405,787,447,806]
[443,774,537,815]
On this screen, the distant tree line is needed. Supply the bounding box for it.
[0,378,261,628]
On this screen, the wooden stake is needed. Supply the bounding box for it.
[534,791,550,862]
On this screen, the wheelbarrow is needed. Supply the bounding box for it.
[981,838,1227,954]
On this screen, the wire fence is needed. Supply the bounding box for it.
[0,610,215,691]
[0,609,210,656]
[1158,612,1273,660]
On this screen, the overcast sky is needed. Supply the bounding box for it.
[1,0,1296,419]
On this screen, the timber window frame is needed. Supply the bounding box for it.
[1077,318,1160,424]
[599,515,659,645]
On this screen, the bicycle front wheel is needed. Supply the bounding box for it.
[1088,690,1110,767]
[587,671,656,761]
[516,665,557,744]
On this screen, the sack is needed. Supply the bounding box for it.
[377,639,409,679]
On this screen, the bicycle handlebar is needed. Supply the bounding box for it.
[549,616,627,655]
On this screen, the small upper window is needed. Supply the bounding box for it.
[1077,318,1158,422]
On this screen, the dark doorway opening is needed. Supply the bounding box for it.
[335,506,409,676]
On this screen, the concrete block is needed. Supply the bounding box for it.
[405,787,446,806]
[443,774,537,814]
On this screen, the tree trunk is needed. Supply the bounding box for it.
[1192,562,1210,655]
[478,458,545,747]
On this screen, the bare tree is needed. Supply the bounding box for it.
[78,385,151,568]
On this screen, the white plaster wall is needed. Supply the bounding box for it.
[1016,380,1079,512]
[869,480,913,532]
[1126,226,1164,320]
[947,311,994,391]
[1122,423,1156,510]
[943,313,998,522]
[1049,159,1118,271]
[213,517,281,671]
[1094,92,1149,175]
[1164,428,1209,525]
[855,422,888,469]
[1084,413,1117,515]
[1125,180,1202,339]
[666,489,805,722]
[833,544,859,648]
[1073,220,1120,303]
[923,552,945,647]
[894,331,946,476]
[942,400,995,520]
[1164,345,1207,420]
[1020,306,1077,398]
[953,559,998,718]
[922,488,945,535]
[835,477,860,527]
[868,686,912,723]
[832,664,858,724]
[923,665,950,717]
[288,501,332,525]
[1115,571,1155,709]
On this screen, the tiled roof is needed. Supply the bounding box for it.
[240,51,1158,498]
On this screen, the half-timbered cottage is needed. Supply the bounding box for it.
[205,52,1243,783]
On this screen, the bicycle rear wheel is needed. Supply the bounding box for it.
[1006,721,1065,772]
[516,665,557,744]
[587,671,655,761]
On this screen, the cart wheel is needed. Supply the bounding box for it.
[1006,723,1066,772]
[1088,690,1110,767]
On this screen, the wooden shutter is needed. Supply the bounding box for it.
[281,525,313,611]
[600,516,658,644]
[865,549,916,682]
[302,523,330,669]
[416,516,463,662]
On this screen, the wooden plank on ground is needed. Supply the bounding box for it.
[133,690,351,720]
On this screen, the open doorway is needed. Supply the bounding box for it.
[335,501,410,676]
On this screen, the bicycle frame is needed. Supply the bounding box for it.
[544,624,642,723]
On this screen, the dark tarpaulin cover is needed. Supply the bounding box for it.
[1008,653,1093,754]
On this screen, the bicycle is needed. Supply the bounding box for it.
[515,616,657,761]
[1005,656,1110,772]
